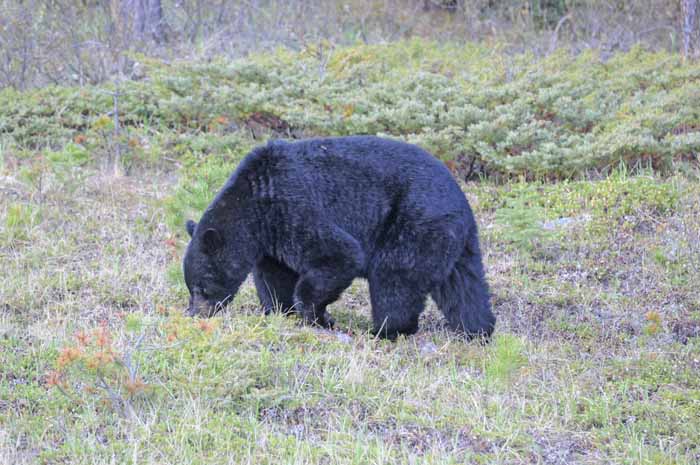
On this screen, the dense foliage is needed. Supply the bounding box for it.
[3,41,699,180]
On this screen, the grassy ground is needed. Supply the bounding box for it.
[2,39,700,465]
[1,154,699,463]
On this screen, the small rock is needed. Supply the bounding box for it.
[542,214,591,230]
[672,320,700,344]
[420,342,438,355]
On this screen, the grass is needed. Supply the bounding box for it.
[1,158,699,464]
[1,40,699,464]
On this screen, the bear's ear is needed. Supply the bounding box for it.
[201,228,224,254]
[186,220,197,238]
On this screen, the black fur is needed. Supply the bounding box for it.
[183,136,495,339]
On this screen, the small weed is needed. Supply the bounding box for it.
[644,311,663,336]
[2,202,41,244]
[494,194,554,253]
[46,312,222,420]
[484,334,528,386]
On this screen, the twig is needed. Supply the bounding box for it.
[549,13,573,54]
[123,331,147,381]
[97,371,139,422]
[97,372,126,417]
[112,81,123,177]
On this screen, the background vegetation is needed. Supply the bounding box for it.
[1,2,700,464]
[0,0,694,89]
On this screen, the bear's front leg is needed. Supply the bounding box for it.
[290,222,365,329]
[253,256,298,314]
[293,272,348,329]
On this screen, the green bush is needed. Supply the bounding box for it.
[1,40,698,202]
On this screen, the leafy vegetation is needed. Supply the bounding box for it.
[3,42,700,183]
[1,40,699,464]
[0,0,683,89]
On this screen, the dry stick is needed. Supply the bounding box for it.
[549,13,573,54]
[123,331,147,383]
[96,373,125,416]
[96,81,125,176]
[96,371,139,421]
[316,41,334,81]
[112,81,123,177]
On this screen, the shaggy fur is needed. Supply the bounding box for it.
[183,136,495,339]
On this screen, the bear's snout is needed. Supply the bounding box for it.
[187,292,215,318]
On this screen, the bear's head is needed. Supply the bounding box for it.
[183,219,237,317]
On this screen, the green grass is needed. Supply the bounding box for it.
[1,40,700,464]
[2,165,698,464]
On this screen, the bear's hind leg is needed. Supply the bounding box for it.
[253,257,298,314]
[368,270,426,339]
[431,242,495,340]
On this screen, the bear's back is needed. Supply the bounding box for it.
[266,136,467,211]
[267,136,450,180]
[221,136,471,248]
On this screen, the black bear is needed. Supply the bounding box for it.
[183,136,495,339]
